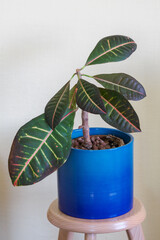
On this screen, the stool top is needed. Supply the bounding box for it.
[47,198,146,234]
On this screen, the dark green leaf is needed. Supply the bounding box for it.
[99,88,141,133]
[69,84,77,109]
[94,73,146,100]
[86,35,137,66]
[76,79,106,114]
[45,81,70,129]
[8,109,76,186]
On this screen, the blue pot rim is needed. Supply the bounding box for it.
[71,127,134,152]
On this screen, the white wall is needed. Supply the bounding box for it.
[1,0,160,239]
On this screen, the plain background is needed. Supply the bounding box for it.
[1,0,160,239]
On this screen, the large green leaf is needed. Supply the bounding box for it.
[8,109,76,186]
[93,73,146,100]
[76,79,106,114]
[85,35,137,66]
[45,81,70,129]
[99,88,141,133]
[69,84,77,109]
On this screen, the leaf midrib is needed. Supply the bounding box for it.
[51,81,70,128]
[69,87,77,109]
[101,95,140,131]
[14,129,53,186]
[94,76,145,96]
[79,79,106,113]
[86,41,135,66]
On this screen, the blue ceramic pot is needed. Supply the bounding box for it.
[57,128,134,219]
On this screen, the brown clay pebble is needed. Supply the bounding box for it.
[105,145,111,149]
[93,145,98,150]
[72,134,124,150]
[91,136,95,142]
[78,138,84,143]
[74,141,78,146]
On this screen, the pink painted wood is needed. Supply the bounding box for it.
[85,233,96,240]
[126,225,145,240]
[58,229,74,240]
[47,198,146,240]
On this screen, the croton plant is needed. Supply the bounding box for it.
[8,35,146,186]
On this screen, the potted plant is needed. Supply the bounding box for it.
[8,35,146,219]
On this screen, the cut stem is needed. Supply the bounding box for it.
[76,69,92,149]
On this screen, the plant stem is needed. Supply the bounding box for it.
[81,110,92,149]
[70,72,76,81]
[80,65,86,71]
[82,73,94,79]
[76,69,92,149]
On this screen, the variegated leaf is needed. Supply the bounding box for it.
[69,84,77,109]
[8,109,76,186]
[99,88,141,133]
[86,35,137,66]
[76,79,106,114]
[94,73,146,100]
[45,81,70,129]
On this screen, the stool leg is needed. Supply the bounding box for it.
[85,233,96,240]
[126,225,145,240]
[58,229,74,240]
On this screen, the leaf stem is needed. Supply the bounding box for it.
[79,65,86,71]
[70,72,76,81]
[76,69,92,149]
[81,73,94,79]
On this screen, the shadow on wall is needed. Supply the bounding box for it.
[0,158,12,240]
[142,185,160,240]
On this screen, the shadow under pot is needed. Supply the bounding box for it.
[57,127,134,219]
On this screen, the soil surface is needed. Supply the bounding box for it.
[72,135,125,150]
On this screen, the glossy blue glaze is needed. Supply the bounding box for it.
[57,128,134,219]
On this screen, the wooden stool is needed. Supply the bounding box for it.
[47,198,146,240]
